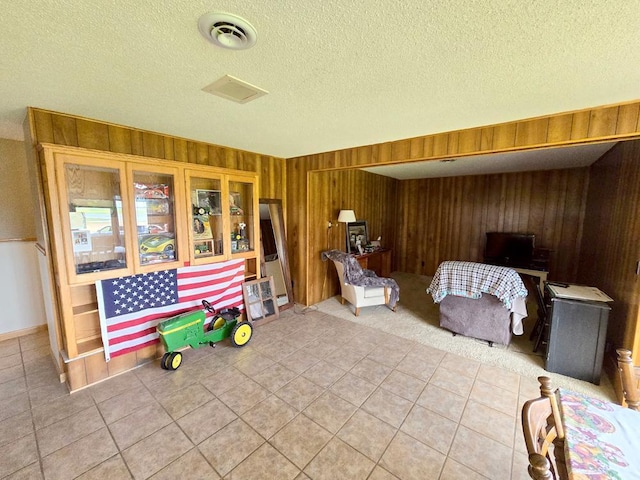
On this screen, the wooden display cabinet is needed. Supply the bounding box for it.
[39,144,260,391]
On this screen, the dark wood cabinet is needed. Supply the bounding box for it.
[544,286,611,384]
[355,249,392,278]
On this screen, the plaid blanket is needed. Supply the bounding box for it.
[321,249,399,308]
[427,261,527,310]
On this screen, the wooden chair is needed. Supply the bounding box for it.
[521,376,568,480]
[616,348,640,410]
[524,275,549,353]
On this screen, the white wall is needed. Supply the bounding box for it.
[0,241,46,335]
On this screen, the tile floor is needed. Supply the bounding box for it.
[0,308,543,480]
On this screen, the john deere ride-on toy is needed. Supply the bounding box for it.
[157,299,252,370]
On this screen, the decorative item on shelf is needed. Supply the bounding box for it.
[196,189,221,215]
[193,215,212,240]
[135,183,169,200]
[230,192,243,215]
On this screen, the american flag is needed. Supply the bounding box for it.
[96,259,245,361]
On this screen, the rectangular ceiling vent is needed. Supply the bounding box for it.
[202,74,268,104]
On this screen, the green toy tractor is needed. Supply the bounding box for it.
[157,299,252,370]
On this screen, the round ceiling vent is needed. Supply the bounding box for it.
[198,12,257,50]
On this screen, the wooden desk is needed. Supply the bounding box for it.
[512,267,548,291]
[560,389,640,478]
[355,249,391,278]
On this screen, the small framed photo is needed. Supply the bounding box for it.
[192,214,212,240]
[346,221,368,255]
[72,229,92,253]
[196,189,221,215]
[230,191,244,215]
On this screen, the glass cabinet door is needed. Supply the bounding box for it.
[187,173,226,261]
[130,167,181,267]
[228,179,255,255]
[61,162,130,280]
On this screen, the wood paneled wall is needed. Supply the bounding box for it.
[395,168,589,281]
[306,169,397,305]
[289,101,640,306]
[25,108,286,203]
[579,140,640,353]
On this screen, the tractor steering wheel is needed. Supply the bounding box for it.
[202,299,215,313]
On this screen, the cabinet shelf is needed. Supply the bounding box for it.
[72,303,99,316]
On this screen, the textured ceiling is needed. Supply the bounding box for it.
[1,1,639,159]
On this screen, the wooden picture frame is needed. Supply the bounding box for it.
[346,221,368,255]
[242,276,279,326]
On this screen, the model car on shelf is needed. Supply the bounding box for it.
[139,234,175,254]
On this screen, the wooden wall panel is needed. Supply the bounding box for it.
[394,168,589,280]
[579,140,640,353]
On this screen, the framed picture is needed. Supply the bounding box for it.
[192,214,212,240]
[196,189,221,215]
[346,221,368,255]
[72,229,92,253]
[230,191,244,215]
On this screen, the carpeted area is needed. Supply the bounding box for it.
[314,271,617,401]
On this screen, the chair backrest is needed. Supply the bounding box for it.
[332,259,346,284]
[521,376,566,479]
[616,349,640,410]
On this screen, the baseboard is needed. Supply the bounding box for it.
[0,324,47,342]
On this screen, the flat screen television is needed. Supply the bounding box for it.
[484,232,535,268]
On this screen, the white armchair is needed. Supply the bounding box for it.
[331,259,396,316]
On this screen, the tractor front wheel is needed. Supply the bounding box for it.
[160,352,171,370]
[231,321,253,347]
[167,351,183,370]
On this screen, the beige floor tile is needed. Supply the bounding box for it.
[304,437,375,480]
[379,431,446,480]
[380,369,427,402]
[406,343,446,366]
[28,380,70,409]
[199,365,249,396]
[323,347,366,372]
[254,338,303,362]
[337,409,396,461]
[24,362,61,390]
[0,410,33,448]
[511,450,532,480]
[97,387,157,424]
[0,376,27,400]
[241,394,297,439]
[0,338,20,357]
[448,425,513,479]
[0,353,23,371]
[157,382,214,420]
[366,344,410,369]
[279,348,321,374]
[20,345,50,364]
[18,333,49,352]
[233,351,276,377]
[76,454,132,479]
[228,443,300,480]
[368,465,399,480]
[0,392,30,423]
[218,378,271,415]
[470,379,519,417]
[330,372,377,406]
[121,423,193,479]
[108,402,173,450]
[461,399,516,448]
[478,364,521,393]
[251,362,298,392]
[440,352,481,379]
[429,366,475,397]
[439,458,489,479]
[4,461,43,479]
[303,391,358,434]
[198,419,264,477]
[302,360,346,388]
[270,414,332,469]
[350,357,393,385]
[361,387,412,428]
[177,398,237,445]
[395,355,438,382]
[416,384,468,422]
[149,448,219,479]
[42,428,118,480]
[32,391,94,429]
[276,376,325,411]
[0,432,38,478]
[145,366,200,397]
[300,338,340,359]
[88,371,145,404]
[0,364,24,386]
[36,405,105,457]
[400,404,457,454]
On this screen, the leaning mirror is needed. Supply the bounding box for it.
[258,199,294,310]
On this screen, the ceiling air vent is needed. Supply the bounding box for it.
[202,75,268,104]
[198,12,257,50]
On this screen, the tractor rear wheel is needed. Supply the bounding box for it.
[167,351,183,370]
[160,352,171,370]
[231,321,253,347]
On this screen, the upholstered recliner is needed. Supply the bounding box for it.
[331,259,396,316]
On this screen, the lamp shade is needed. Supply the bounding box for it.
[337,210,356,223]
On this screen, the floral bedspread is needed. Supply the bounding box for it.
[559,389,640,479]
